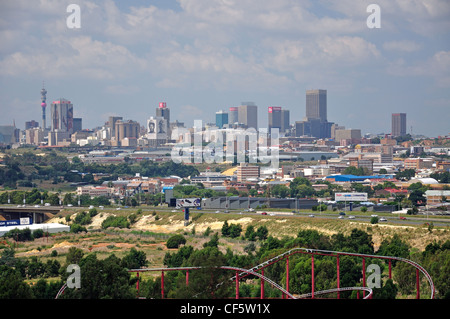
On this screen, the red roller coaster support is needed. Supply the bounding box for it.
[186,270,189,286]
[286,257,290,296]
[362,258,366,298]
[337,255,340,299]
[136,272,140,298]
[235,272,239,299]
[261,269,265,299]
[416,269,420,299]
[311,254,315,299]
[161,271,165,299]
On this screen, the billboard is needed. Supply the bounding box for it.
[147,116,168,140]
[268,106,282,113]
[176,198,201,208]
[335,193,368,202]
[0,217,32,227]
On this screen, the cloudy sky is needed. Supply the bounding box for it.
[1,0,449,137]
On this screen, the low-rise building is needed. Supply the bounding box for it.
[76,186,114,197]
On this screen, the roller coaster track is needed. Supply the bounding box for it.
[230,247,435,299]
[56,247,434,299]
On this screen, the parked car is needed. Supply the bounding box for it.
[379,217,387,222]
[339,212,346,216]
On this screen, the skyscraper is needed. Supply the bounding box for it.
[238,103,258,130]
[115,120,140,146]
[268,107,290,133]
[41,83,47,130]
[281,109,290,132]
[392,113,407,137]
[229,107,238,125]
[295,89,332,138]
[268,106,282,131]
[50,98,73,133]
[156,102,170,140]
[306,89,327,122]
[215,110,228,128]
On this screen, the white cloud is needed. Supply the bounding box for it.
[383,40,421,52]
[387,51,450,87]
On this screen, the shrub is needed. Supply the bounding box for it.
[166,234,186,249]
[101,216,130,229]
[71,223,87,233]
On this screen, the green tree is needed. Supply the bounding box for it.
[62,254,134,299]
[66,247,84,265]
[377,234,410,262]
[0,265,33,299]
[170,247,232,299]
[166,235,186,249]
[256,226,269,241]
[374,279,398,299]
[121,248,148,269]
[245,225,256,241]
[271,184,290,198]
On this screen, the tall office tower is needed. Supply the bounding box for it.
[295,89,332,138]
[156,102,170,123]
[115,120,140,146]
[25,120,39,130]
[156,102,171,140]
[229,107,238,125]
[107,116,123,138]
[216,110,228,128]
[238,103,258,130]
[50,98,73,133]
[41,84,47,130]
[73,118,82,133]
[306,89,327,122]
[268,106,282,131]
[392,113,407,137]
[281,109,290,132]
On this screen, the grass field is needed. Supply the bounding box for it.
[6,207,449,271]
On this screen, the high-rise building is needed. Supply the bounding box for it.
[268,107,290,133]
[268,106,282,132]
[25,120,39,130]
[147,116,168,147]
[237,163,260,182]
[281,109,290,132]
[107,116,123,138]
[115,120,140,146]
[229,107,238,125]
[0,124,19,146]
[73,118,82,133]
[25,127,44,145]
[238,103,258,130]
[156,102,171,140]
[392,113,406,137]
[295,89,332,138]
[215,110,228,128]
[50,98,73,133]
[41,83,47,130]
[306,89,327,122]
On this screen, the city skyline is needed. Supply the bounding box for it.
[1,1,449,137]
